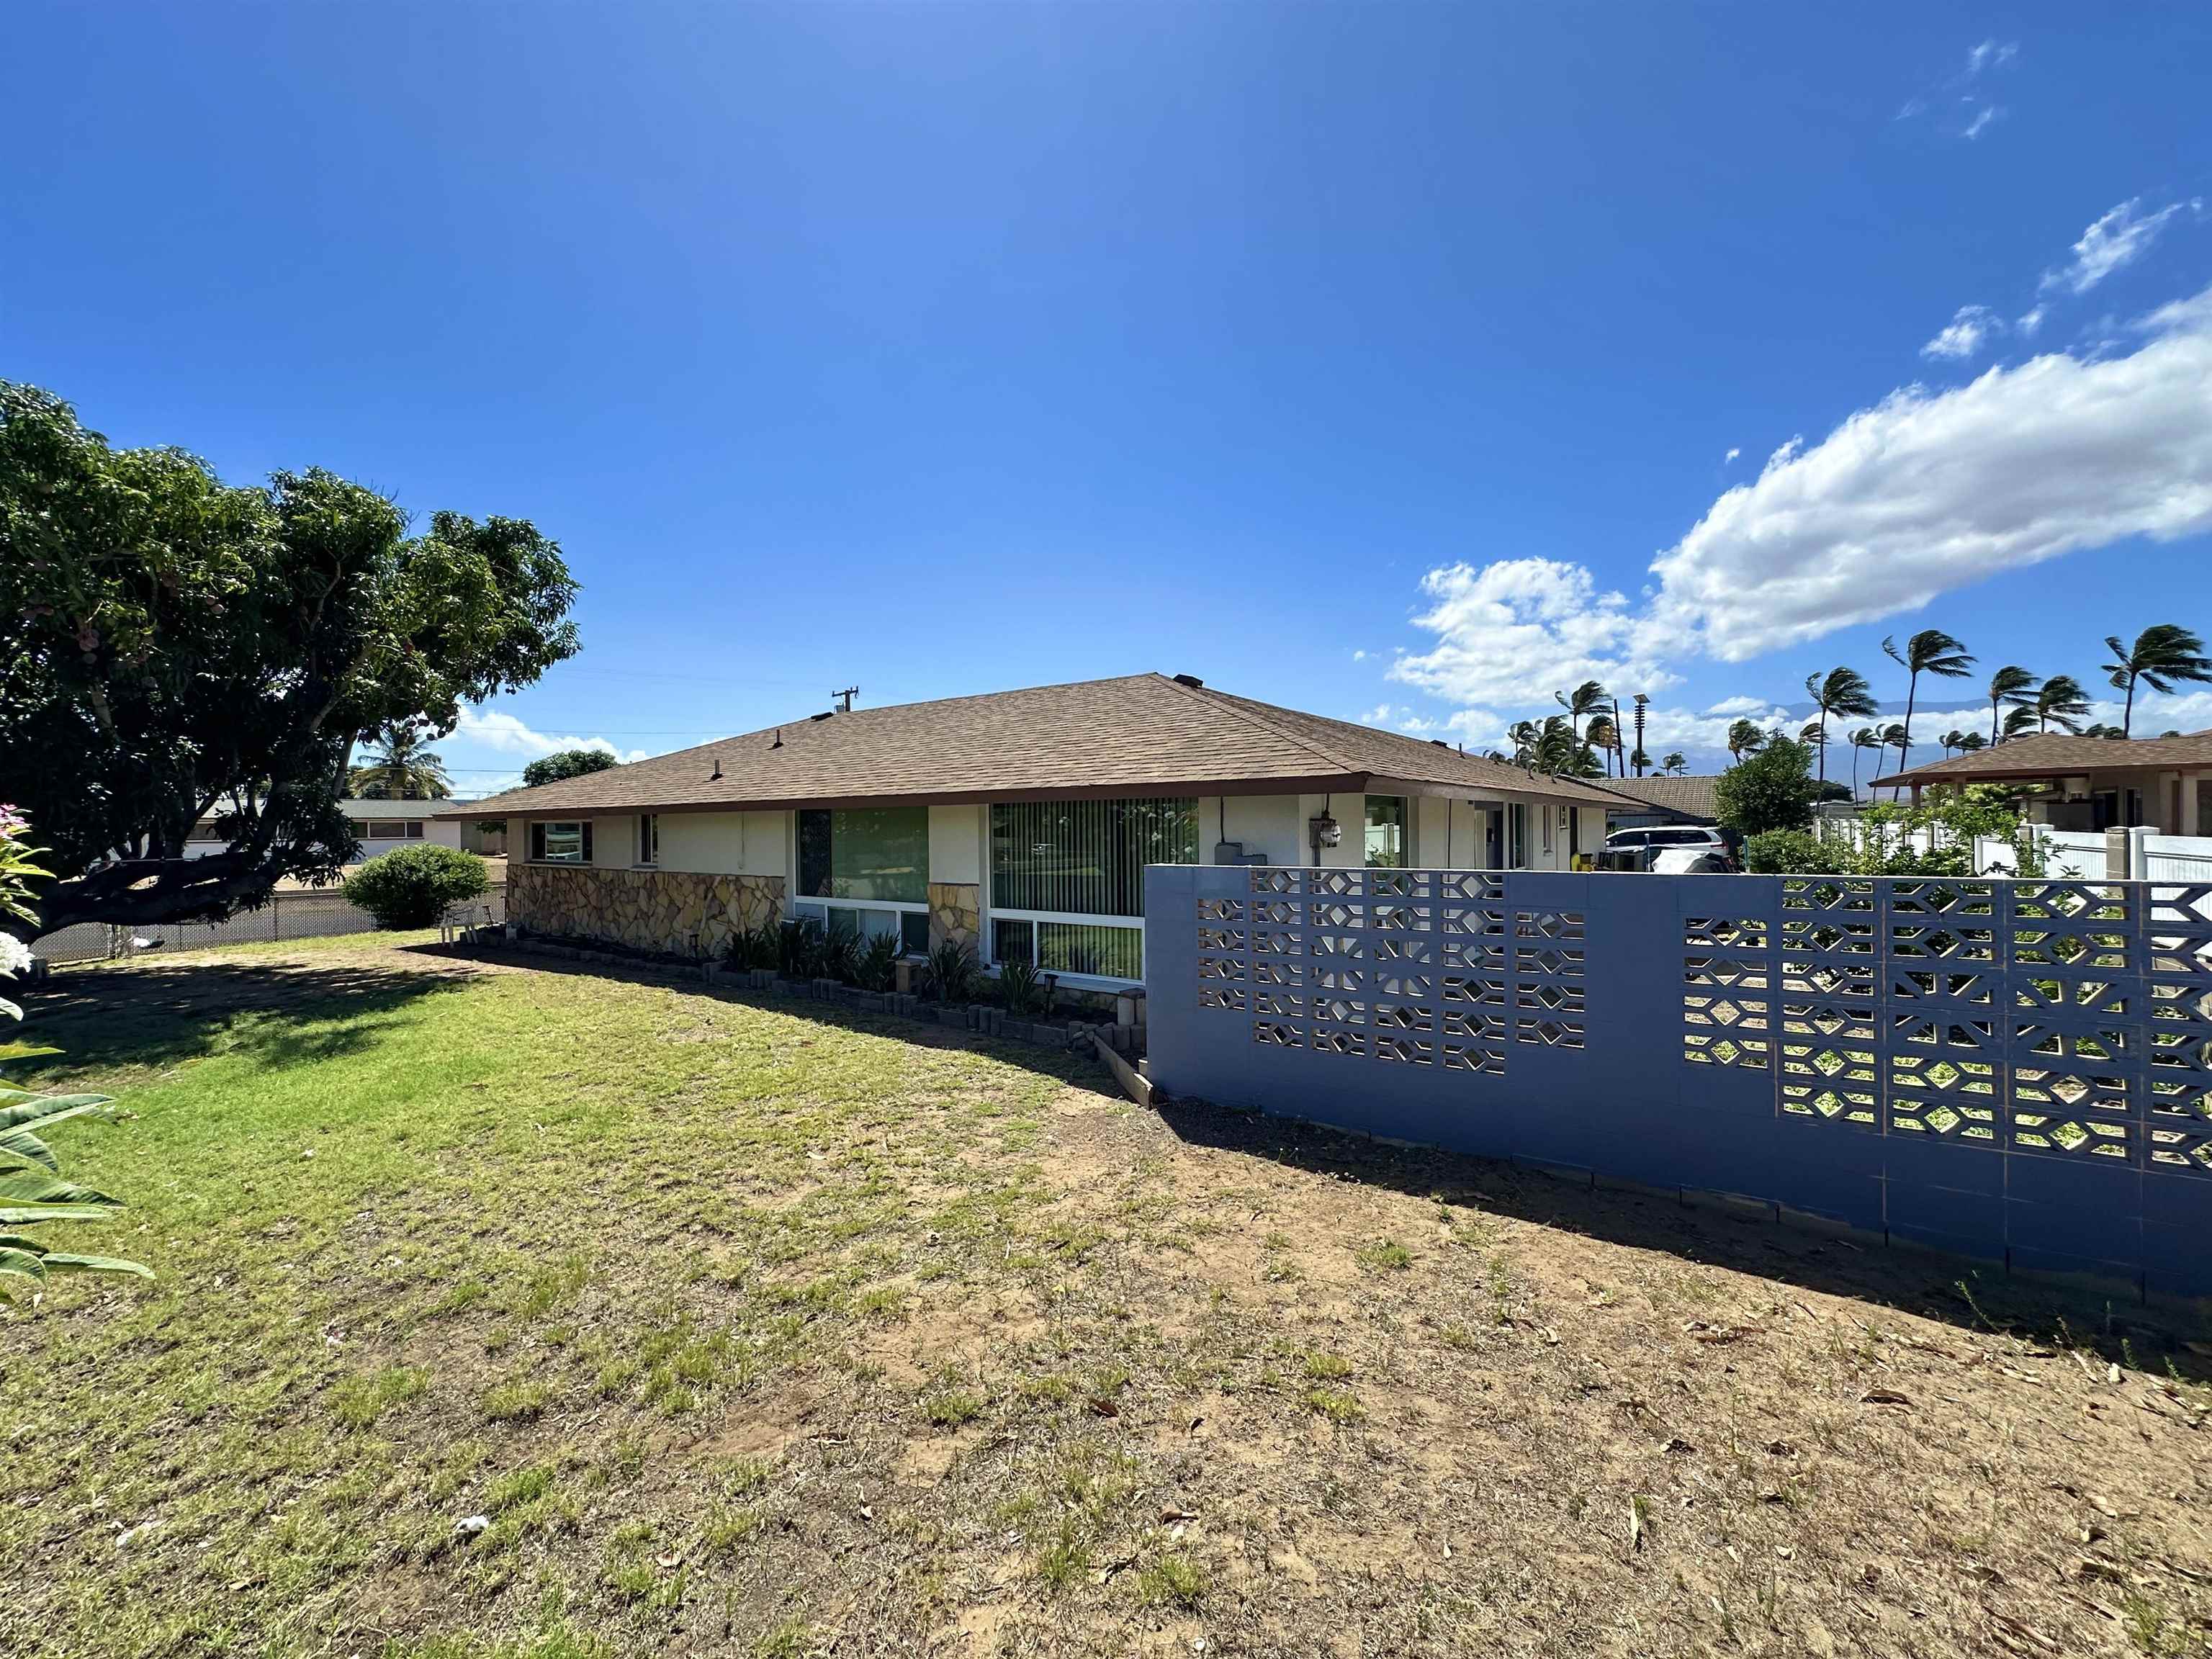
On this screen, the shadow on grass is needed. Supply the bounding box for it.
[395,940,1125,1102]
[15,959,474,1080]
[1150,1092,2212,1380]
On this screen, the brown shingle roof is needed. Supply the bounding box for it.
[1869,730,2212,788]
[1588,773,1725,822]
[442,673,1622,819]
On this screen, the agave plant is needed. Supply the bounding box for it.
[818,927,861,986]
[926,939,977,1005]
[855,931,900,994]
[779,918,825,979]
[997,956,1046,1017]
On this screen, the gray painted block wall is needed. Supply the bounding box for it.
[1144,864,2212,1299]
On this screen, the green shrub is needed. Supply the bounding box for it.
[343,844,489,929]
[779,920,824,979]
[1743,829,1831,874]
[1713,737,1821,837]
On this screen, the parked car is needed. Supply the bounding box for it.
[1596,825,1738,873]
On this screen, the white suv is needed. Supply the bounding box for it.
[1599,825,1736,872]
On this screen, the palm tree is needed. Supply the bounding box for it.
[2102,624,2212,737]
[1725,719,1766,765]
[2081,723,2126,739]
[1507,720,1540,768]
[1804,666,1880,785]
[1849,727,1884,796]
[2000,703,2040,742]
[349,723,452,800]
[1882,629,1976,796]
[1956,731,1987,752]
[1660,752,1686,775]
[1984,665,2037,745]
[1555,680,1609,752]
[2033,674,2090,734]
[1583,714,1621,775]
[1935,729,1964,759]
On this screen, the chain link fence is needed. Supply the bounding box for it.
[31,884,506,967]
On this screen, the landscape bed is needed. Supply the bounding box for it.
[1,932,2208,1658]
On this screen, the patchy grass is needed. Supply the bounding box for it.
[4,933,2208,1657]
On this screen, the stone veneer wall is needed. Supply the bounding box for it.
[510,862,783,958]
[927,881,979,957]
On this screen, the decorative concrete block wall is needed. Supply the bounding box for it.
[1147,865,2212,1299]
[510,863,783,958]
[928,881,979,956]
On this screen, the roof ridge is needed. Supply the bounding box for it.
[1160,676,1368,778]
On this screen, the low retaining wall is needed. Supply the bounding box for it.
[1146,864,2212,1302]
[508,863,782,958]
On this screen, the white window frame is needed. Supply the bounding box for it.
[984,907,1147,988]
[788,894,930,955]
[532,821,592,864]
[637,813,660,867]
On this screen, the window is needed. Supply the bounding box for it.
[1363,796,1408,868]
[1506,803,1529,868]
[366,819,427,840]
[408,820,425,838]
[637,814,660,866]
[987,798,1196,983]
[793,806,929,949]
[990,799,1197,917]
[796,807,927,903]
[530,821,592,863]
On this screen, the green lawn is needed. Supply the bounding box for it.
[4,935,2208,1658]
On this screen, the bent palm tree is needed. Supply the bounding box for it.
[1804,667,1880,786]
[1848,727,1882,796]
[1882,630,1975,797]
[1583,715,1620,775]
[1984,665,2037,745]
[1725,719,1766,765]
[349,724,453,801]
[1555,680,1609,752]
[2102,625,2212,737]
[2000,703,2040,742]
[2034,673,2090,734]
[1660,752,1686,775]
[1956,731,1987,752]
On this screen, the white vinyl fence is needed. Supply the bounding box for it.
[31,884,506,966]
[1820,819,2212,881]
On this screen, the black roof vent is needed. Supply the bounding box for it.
[1172,673,1204,688]
[809,709,835,721]
[1429,739,1450,748]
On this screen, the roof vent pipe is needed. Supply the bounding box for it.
[710,755,722,780]
[1172,673,1204,688]
[770,729,782,750]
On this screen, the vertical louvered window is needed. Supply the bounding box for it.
[989,799,1198,918]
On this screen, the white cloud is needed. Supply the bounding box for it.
[2041,198,2185,296]
[1357,702,1394,725]
[1921,304,1999,359]
[1965,39,2018,77]
[2017,305,2046,337]
[1646,283,2212,662]
[1387,557,1673,714]
[1961,105,2002,141]
[454,708,649,765]
[1351,649,1367,662]
[1723,446,1741,464]
[1389,282,2212,737]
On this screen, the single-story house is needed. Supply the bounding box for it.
[1871,730,2212,834]
[441,673,1623,992]
[1591,773,1723,830]
[183,799,500,860]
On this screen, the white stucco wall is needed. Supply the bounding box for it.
[1194,795,1304,865]
[655,809,790,877]
[928,804,983,885]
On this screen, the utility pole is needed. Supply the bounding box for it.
[1632,693,1649,776]
[831,685,859,714]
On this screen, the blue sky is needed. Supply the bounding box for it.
[8,4,2211,788]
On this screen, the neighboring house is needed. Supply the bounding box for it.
[1871,731,2212,834]
[182,799,500,860]
[441,673,1623,991]
[1591,773,1724,831]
